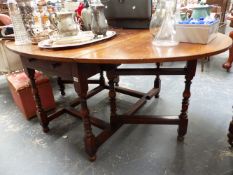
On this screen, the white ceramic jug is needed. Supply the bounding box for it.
[50,11,78,37]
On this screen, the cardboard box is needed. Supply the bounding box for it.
[175,20,219,44]
[7,71,56,119]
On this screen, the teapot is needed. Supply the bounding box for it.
[90,3,108,38]
[49,11,79,37]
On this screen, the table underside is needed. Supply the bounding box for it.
[20,57,233,161]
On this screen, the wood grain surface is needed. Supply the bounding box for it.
[5,29,232,64]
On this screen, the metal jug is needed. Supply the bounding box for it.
[90,3,108,38]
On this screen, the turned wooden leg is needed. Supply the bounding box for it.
[115,76,120,87]
[25,69,49,132]
[228,117,233,147]
[106,68,118,128]
[154,63,161,98]
[201,57,210,72]
[178,60,197,141]
[99,70,106,87]
[73,66,97,161]
[201,59,204,72]
[57,77,65,96]
[223,31,233,72]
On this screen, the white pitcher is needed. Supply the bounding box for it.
[50,11,78,37]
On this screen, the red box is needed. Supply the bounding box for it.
[7,71,56,119]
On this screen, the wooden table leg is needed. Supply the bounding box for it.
[57,77,66,96]
[154,63,161,98]
[223,31,233,72]
[115,76,120,87]
[106,67,118,128]
[99,70,106,86]
[73,65,97,161]
[228,117,233,147]
[25,68,49,132]
[178,60,197,141]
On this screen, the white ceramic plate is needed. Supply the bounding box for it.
[38,31,116,49]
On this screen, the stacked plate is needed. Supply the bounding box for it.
[38,31,116,49]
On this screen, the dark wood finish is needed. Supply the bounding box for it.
[23,66,49,132]
[95,85,159,148]
[99,70,106,86]
[57,78,104,96]
[146,88,160,100]
[110,86,146,99]
[57,77,66,96]
[48,108,66,122]
[228,117,233,147]
[124,97,147,116]
[223,31,233,71]
[104,61,195,142]
[118,115,180,125]
[178,60,197,141]
[106,67,118,129]
[73,64,98,161]
[154,63,161,98]
[5,30,232,160]
[65,107,110,130]
[70,85,105,107]
[116,68,187,75]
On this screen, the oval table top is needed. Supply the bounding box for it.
[5,29,232,64]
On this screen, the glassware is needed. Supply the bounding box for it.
[149,0,166,37]
[16,0,50,44]
[7,0,31,45]
[153,0,179,47]
[16,0,34,37]
[37,1,50,30]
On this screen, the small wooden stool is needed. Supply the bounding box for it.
[7,71,56,119]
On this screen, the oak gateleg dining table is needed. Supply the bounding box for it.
[5,29,233,161]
